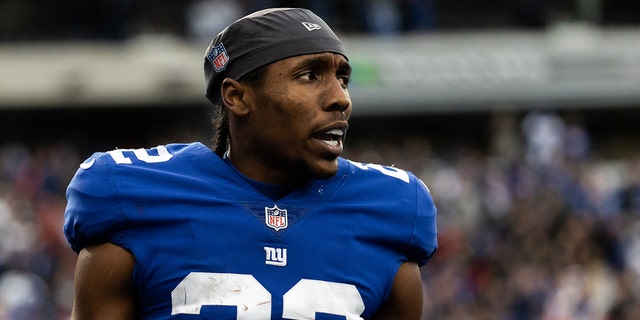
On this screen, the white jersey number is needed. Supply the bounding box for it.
[107,146,173,164]
[349,161,410,183]
[171,272,365,319]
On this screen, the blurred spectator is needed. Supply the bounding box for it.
[564,112,591,163]
[364,0,403,34]
[0,270,55,319]
[399,0,438,31]
[185,0,243,43]
[521,110,570,168]
[618,157,640,213]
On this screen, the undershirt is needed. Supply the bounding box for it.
[223,154,295,201]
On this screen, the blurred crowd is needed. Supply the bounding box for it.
[1,109,640,319]
[1,0,639,41]
[0,142,79,319]
[346,110,640,319]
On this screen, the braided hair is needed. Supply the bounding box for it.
[211,106,229,157]
[211,65,267,158]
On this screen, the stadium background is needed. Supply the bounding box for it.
[1,0,640,319]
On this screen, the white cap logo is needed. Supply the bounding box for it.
[302,22,322,31]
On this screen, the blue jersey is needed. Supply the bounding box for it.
[64,142,437,319]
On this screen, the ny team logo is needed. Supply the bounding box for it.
[264,246,287,266]
[207,43,229,73]
[265,205,288,231]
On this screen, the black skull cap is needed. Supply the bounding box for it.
[203,7,348,104]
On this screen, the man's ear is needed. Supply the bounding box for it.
[221,78,250,116]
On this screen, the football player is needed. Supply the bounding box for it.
[64,7,438,319]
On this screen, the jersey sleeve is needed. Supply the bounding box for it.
[409,176,438,266]
[63,152,125,254]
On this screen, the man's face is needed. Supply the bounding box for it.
[240,52,352,184]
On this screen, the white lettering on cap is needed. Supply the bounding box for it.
[302,22,322,31]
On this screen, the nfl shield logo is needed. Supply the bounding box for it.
[206,43,229,73]
[265,205,288,231]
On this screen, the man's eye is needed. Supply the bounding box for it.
[338,75,351,88]
[300,72,318,80]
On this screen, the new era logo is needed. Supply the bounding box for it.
[302,22,322,31]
